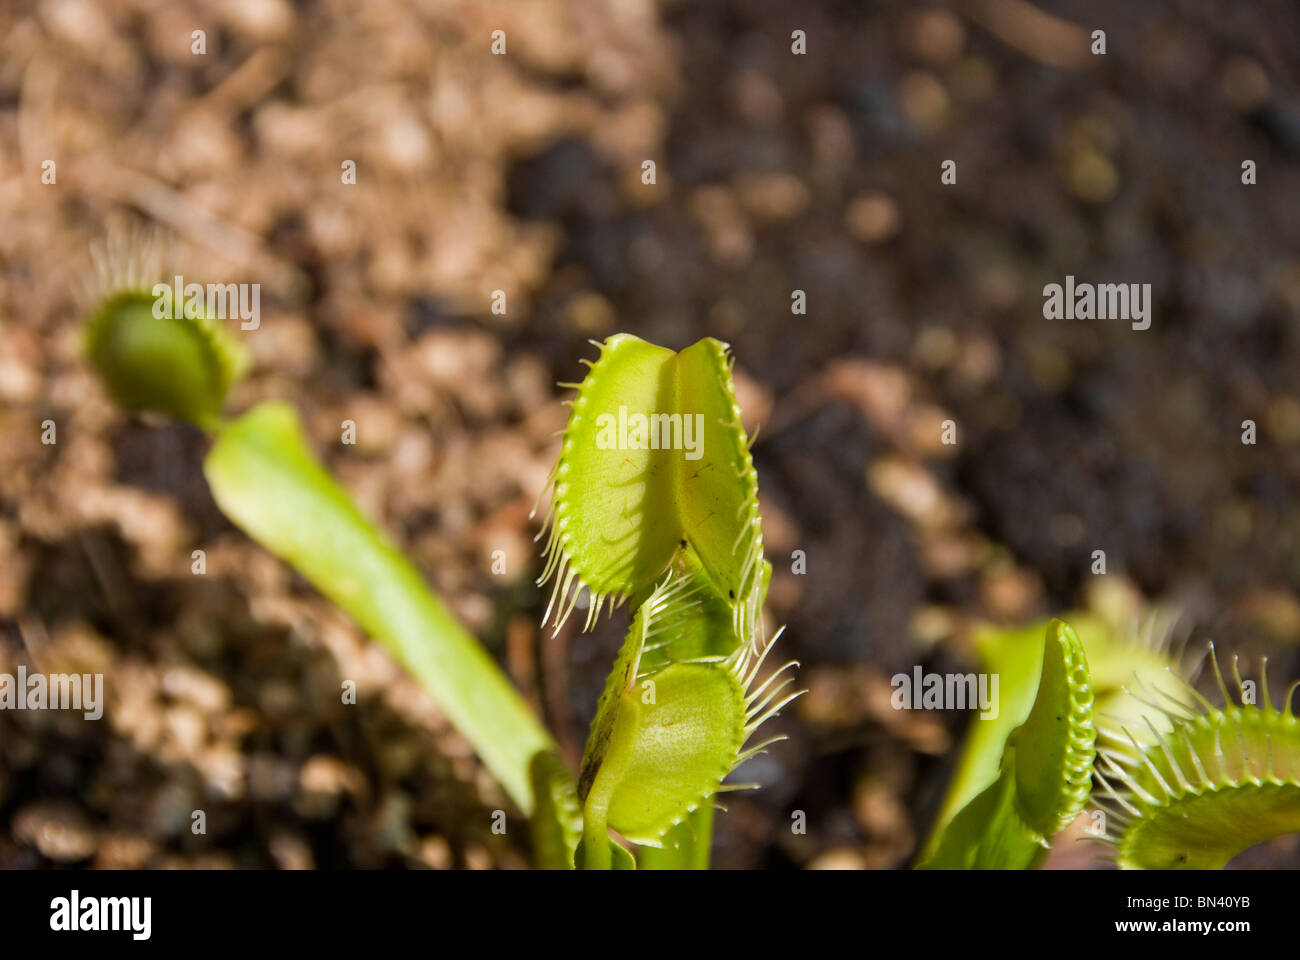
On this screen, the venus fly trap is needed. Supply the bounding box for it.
[85,288,248,433]
[535,333,798,869]
[1093,648,1300,869]
[85,258,553,813]
[534,334,769,648]
[923,609,1189,846]
[82,256,794,869]
[917,619,1096,869]
[920,615,1300,869]
[80,246,1298,870]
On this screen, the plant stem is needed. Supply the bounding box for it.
[204,402,554,813]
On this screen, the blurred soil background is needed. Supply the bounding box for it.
[1,0,1299,868]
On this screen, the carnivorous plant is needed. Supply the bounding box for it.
[82,248,796,869]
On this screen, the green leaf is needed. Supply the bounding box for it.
[204,402,554,813]
[916,761,1047,870]
[920,619,1045,858]
[917,619,1095,869]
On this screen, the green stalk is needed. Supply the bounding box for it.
[204,402,554,813]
